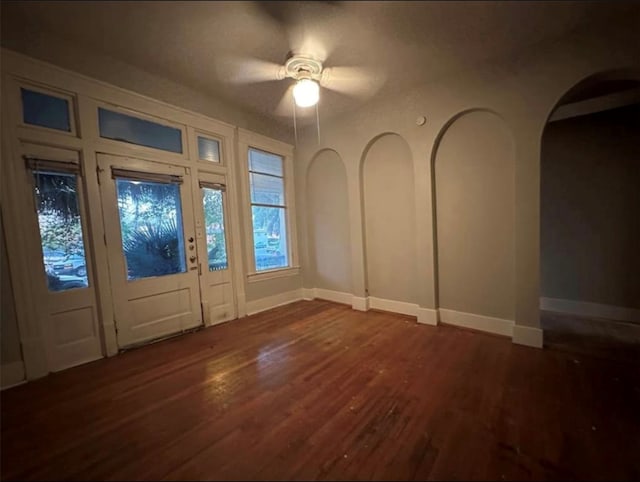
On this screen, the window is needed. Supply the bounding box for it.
[21,88,71,132]
[198,136,221,163]
[115,178,186,280]
[201,186,228,271]
[98,108,183,153]
[248,148,289,271]
[33,171,89,291]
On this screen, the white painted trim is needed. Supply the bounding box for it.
[302,288,316,300]
[245,289,303,316]
[512,325,544,348]
[540,297,640,324]
[417,307,438,326]
[369,297,419,317]
[247,266,301,283]
[352,296,369,312]
[314,288,352,305]
[1,361,26,389]
[438,308,514,337]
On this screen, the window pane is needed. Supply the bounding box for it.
[116,179,186,280]
[252,206,288,271]
[202,187,228,271]
[249,148,283,176]
[250,173,285,206]
[198,137,221,163]
[98,108,183,153]
[33,171,89,292]
[21,88,71,132]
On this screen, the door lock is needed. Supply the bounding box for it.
[188,237,194,243]
[189,255,197,263]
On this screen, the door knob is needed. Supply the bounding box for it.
[188,237,194,243]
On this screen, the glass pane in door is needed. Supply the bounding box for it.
[33,171,89,292]
[202,187,228,271]
[115,179,186,280]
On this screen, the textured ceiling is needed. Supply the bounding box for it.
[2,1,637,126]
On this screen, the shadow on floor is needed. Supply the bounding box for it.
[541,310,640,364]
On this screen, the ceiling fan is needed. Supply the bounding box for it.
[217,51,385,117]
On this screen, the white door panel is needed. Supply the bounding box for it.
[97,153,202,348]
[196,172,237,326]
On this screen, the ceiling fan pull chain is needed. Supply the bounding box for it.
[316,102,321,146]
[293,98,298,146]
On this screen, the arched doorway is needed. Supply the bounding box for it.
[540,72,640,360]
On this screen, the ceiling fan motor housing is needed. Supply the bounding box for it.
[284,55,323,82]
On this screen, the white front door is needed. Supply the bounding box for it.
[196,172,237,326]
[97,153,202,348]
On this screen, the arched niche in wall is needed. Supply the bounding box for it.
[433,109,516,320]
[361,133,417,304]
[306,149,352,293]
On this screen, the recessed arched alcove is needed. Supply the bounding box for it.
[306,149,352,293]
[433,109,516,321]
[360,133,417,304]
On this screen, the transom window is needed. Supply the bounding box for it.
[248,148,289,271]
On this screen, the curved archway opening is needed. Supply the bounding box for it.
[540,71,640,360]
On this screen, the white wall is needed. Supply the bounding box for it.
[541,104,640,311]
[306,150,352,294]
[362,134,417,304]
[435,110,515,320]
[294,22,639,343]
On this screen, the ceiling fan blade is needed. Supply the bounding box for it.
[320,66,386,99]
[215,55,284,84]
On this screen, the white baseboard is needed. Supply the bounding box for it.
[314,288,353,305]
[246,289,303,316]
[1,361,26,390]
[512,325,544,348]
[417,307,438,326]
[302,288,316,301]
[369,297,419,317]
[438,308,514,337]
[541,297,640,324]
[352,296,369,311]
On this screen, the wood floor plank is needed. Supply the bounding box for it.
[2,300,639,480]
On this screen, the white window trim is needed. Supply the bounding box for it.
[237,128,299,282]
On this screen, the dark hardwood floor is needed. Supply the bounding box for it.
[2,300,639,480]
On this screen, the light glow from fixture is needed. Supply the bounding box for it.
[293,78,319,108]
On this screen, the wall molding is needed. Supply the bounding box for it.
[352,296,369,312]
[369,297,419,317]
[438,308,514,337]
[417,307,438,326]
[245,289,303,316]
[541,297,640,324]
[512,325,544,348]
[314,288,354,306]
[302,288,316,301]
[1,361,26,390]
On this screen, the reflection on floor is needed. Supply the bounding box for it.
[541,310,640,364]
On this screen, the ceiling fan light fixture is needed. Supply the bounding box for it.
[293,78,320,108]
